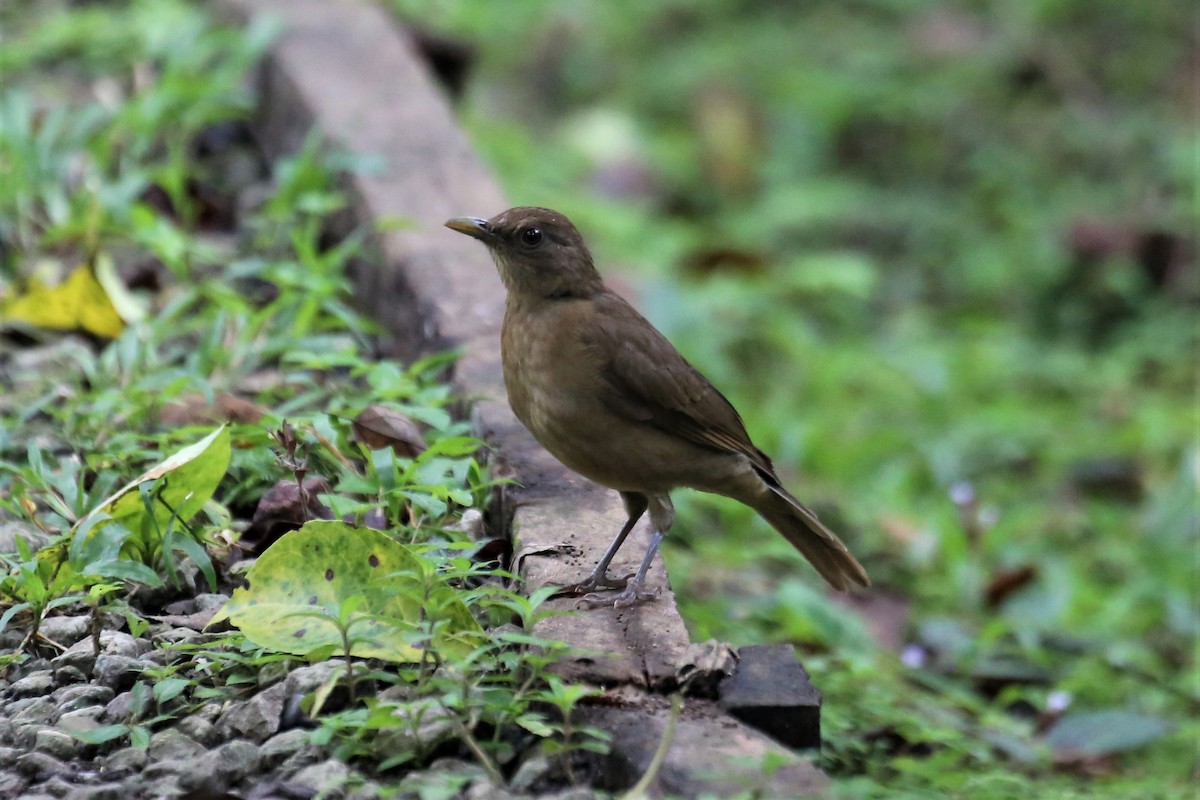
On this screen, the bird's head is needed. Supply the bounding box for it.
[445,207,604,301]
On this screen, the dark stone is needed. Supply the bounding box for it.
[51,650,97,677]
[177,739,262,795]
[15,751,70,779]
[0,770,27,798]
[91,655,142,692]
[103,747,147,773]
[53,685,115,713]
[717,643,822,750]
[11,698,58,727]
[260,729,311,767]
[9,671,56,699]
[51,666,88,687]
[64,784,123,800]
[215,683,287,742]
[102,692,134,724]
[37,616,91,648]
[148,728,205,761]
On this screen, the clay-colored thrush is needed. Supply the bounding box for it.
[446,207,869,606]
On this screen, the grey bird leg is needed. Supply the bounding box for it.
[555,492,647,597]
[580,493,672,608]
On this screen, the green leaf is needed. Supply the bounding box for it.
[0,602,32,634]
[1045,710,1171,759]
[211,521,482,663]
[81,559,163,587]
[65,724,129,745]
[515,712,555,737]
[77,425,231,542]
[152,677,190,705]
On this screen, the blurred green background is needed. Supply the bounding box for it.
[394,0,1196,797]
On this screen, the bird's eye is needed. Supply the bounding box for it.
[520,227,543,247]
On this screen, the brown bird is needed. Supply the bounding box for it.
[446,207,869,606]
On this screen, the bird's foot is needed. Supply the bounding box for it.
[577,579,660,609]
[552,571,634,599]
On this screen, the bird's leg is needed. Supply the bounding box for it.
[580,530,663,608]
[554,492,647,597]
[579,493,672,609]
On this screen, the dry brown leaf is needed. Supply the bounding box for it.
[984,564,1039,608]
[352,404,426,457]
[159,393,268,426]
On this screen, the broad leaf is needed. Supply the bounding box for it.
[75,426,231,547]
[1045,710,1171,759]
[212,520,482,662]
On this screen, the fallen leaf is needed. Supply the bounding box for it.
[159,393,269,426]
[984,564,1039,608]
[246,477,333,548]
[1045,710,1171,762]
[2,258,124,338]
[352,404,426,457]
[676,640,738,698]
[211,520,483,662]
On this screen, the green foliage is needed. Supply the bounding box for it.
[311,583,609,784]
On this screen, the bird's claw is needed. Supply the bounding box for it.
[577,581,660,609]
[552,571,634,599]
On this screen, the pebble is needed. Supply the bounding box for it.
[57,706,106,738]
[176,738,262,795]
[176,714,220,746]
[34,728,78,760]
[290,759,351,797]
[15,750,71,779]
[51,650,97,677]
[38,616,91,647]
[53,686,115,713]
[91,655,141,691]
[283,660,343,695]
[52,666,89,686]
[215,682,287,742]
[147,728,205,761]
[12,698,59,727]
[260,728,311,767]
[63,783,123,800]
[10,671,56,699]
[65,631,145,659]
[102,692,134,724]
[0,770,26,797]
[103,747,147,773]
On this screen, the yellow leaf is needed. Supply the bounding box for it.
[1,261,125,338]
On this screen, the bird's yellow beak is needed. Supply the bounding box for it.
[444,216,493,241]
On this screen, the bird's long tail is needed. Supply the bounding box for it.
[752,486,870,590]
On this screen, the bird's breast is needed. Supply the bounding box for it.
[500,299,735,493]
[501,301,603,442]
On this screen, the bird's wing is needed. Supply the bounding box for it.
[585,292,777,476]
